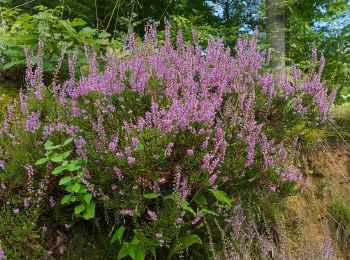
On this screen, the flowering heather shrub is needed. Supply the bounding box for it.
[0,26,336,258]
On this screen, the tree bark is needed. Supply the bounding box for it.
[266,0,285,68]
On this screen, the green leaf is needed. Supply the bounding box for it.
[84,194,92,204]
[98,31,111,38]
[83,201,95,219]
[2,59,26,70]
[143,193,160,199]
[135,246,146,260]
[79,187,88,193]
[62,160,69,166]
[61,194,73,205]
[194,194,208,206]
[131,236,140,245]
[111,226,125,244]
[59,176,73,185]
[199,209,219,216]
[46,145,61,150]
[62,150,72,159]
[44,140,54,149]
[51,154,64,163]
[67,159,82,171]
[128,244,137,259]
[183,200,196,215]
[69,18,86,27]
[44,151,54,157]
[35,157,49,165]
[72,183,81,193]
[63,138,74,146]
[118,243,129,259]
[171,234,202,255]
[208,189,233,205]
[52,165,66,174]
[82,27,96,35]
[74,204,85,214]
[65,184,74,193]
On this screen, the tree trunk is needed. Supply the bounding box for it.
[266,0,285,68]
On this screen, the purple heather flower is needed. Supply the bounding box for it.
[25,165,34,194]
[24,197,30,208]
[165,143,174,157]
[127,157,136,165]
[109,135,119,153]
[0,160,5,171]
[0,245,5,260]
[209,174,217,185]
[202,139,209,149]
[125,146,132,155]
[114,166,124,180]
[175,217,183,224]
[131,137,139,148]
[173,167,181,193]
[25,111,41,133]
[147,210,158,221]
[120,210,133,217]
[116,152,123,159]
[192,214,202,225]
[187,149,194,156]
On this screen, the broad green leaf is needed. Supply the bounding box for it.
[84,194,92,204]
[111,226,125,244]
[183,200,196,215]
[77,193,85,201]
[61,194,73,204]
[59,176,73,185]
[118,244,129,259]
[67,162,77,172]
[74,204,85,214]
[46,145,61,150]
[63,138,74,146]
[69,18,86,27]
[194,194,208,206]
[128,244,137,259]
[51,155,64,163]
[83,201,95,219]
[199,209,219,216]
[44,151,54,157]
[131,236,140,245]
[143,193,160,199]
[135,246,146,260]
[82,27,96,35]
[171,234,202,256]
[208,189,233,205]
[65,184,74,193]
[44,140,54,149]
[62,150,72,159]
[72,183,81,193]
[62,160,69,166]
[98,31,111,38]
[2,59,26,70]
[79,187,88,193]
[52,165,66,174]
[35,157,49,165]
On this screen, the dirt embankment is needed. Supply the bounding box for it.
[281,142,350,259]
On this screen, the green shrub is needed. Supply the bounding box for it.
[329,197,350,254]
[0,5,116,82]
[0,26,335,258]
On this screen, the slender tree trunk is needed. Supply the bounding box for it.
[266,0,285,68]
